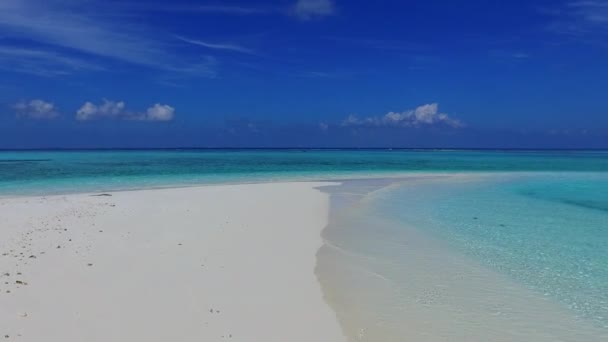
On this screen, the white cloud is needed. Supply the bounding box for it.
[0,46,103,77]
[76,100,175,122]
[512,52,529,59]
[0,1,158,66]
[292,0,335,20]
[14,99,59,119]
[188,5,270,15]
[319,122,329,131]
[76,100,126,121]
[567,1,608,25]
[341,103,464,128]
[129,2,334,20]
[545,1,608,38]
[0,0,335,79]
[145,104,175,122]
[0,0,217,77]
[176,36,256,55]
[139,4,272,15]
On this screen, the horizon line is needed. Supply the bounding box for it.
[1,147,607,152]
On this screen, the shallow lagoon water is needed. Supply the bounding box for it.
[317,174,608,341]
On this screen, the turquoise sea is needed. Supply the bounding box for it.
[1,149,608,195]
[1,149,608,340]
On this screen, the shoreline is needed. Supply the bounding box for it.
[4,175,607,341]
[0,170,567,199]
[0,182,345,341]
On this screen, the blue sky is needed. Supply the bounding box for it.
[1,0,608,148]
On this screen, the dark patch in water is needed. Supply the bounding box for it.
[559,199,608,213]
[0,159,51,163]
[521,191,608,213]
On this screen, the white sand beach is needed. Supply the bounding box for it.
[0,182,345,342]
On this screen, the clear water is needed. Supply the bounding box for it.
[388,174,608,318]
[2,149,608,340]
[318,173,608,341]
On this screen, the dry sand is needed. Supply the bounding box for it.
[0,182,345,342]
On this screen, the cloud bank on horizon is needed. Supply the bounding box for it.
[14,98,462,130]
[341,104,464,129]
[13,99,59,120]
[76,100,176,122]
[11,99,176,122]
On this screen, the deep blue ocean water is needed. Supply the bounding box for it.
[2,149,608,340]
